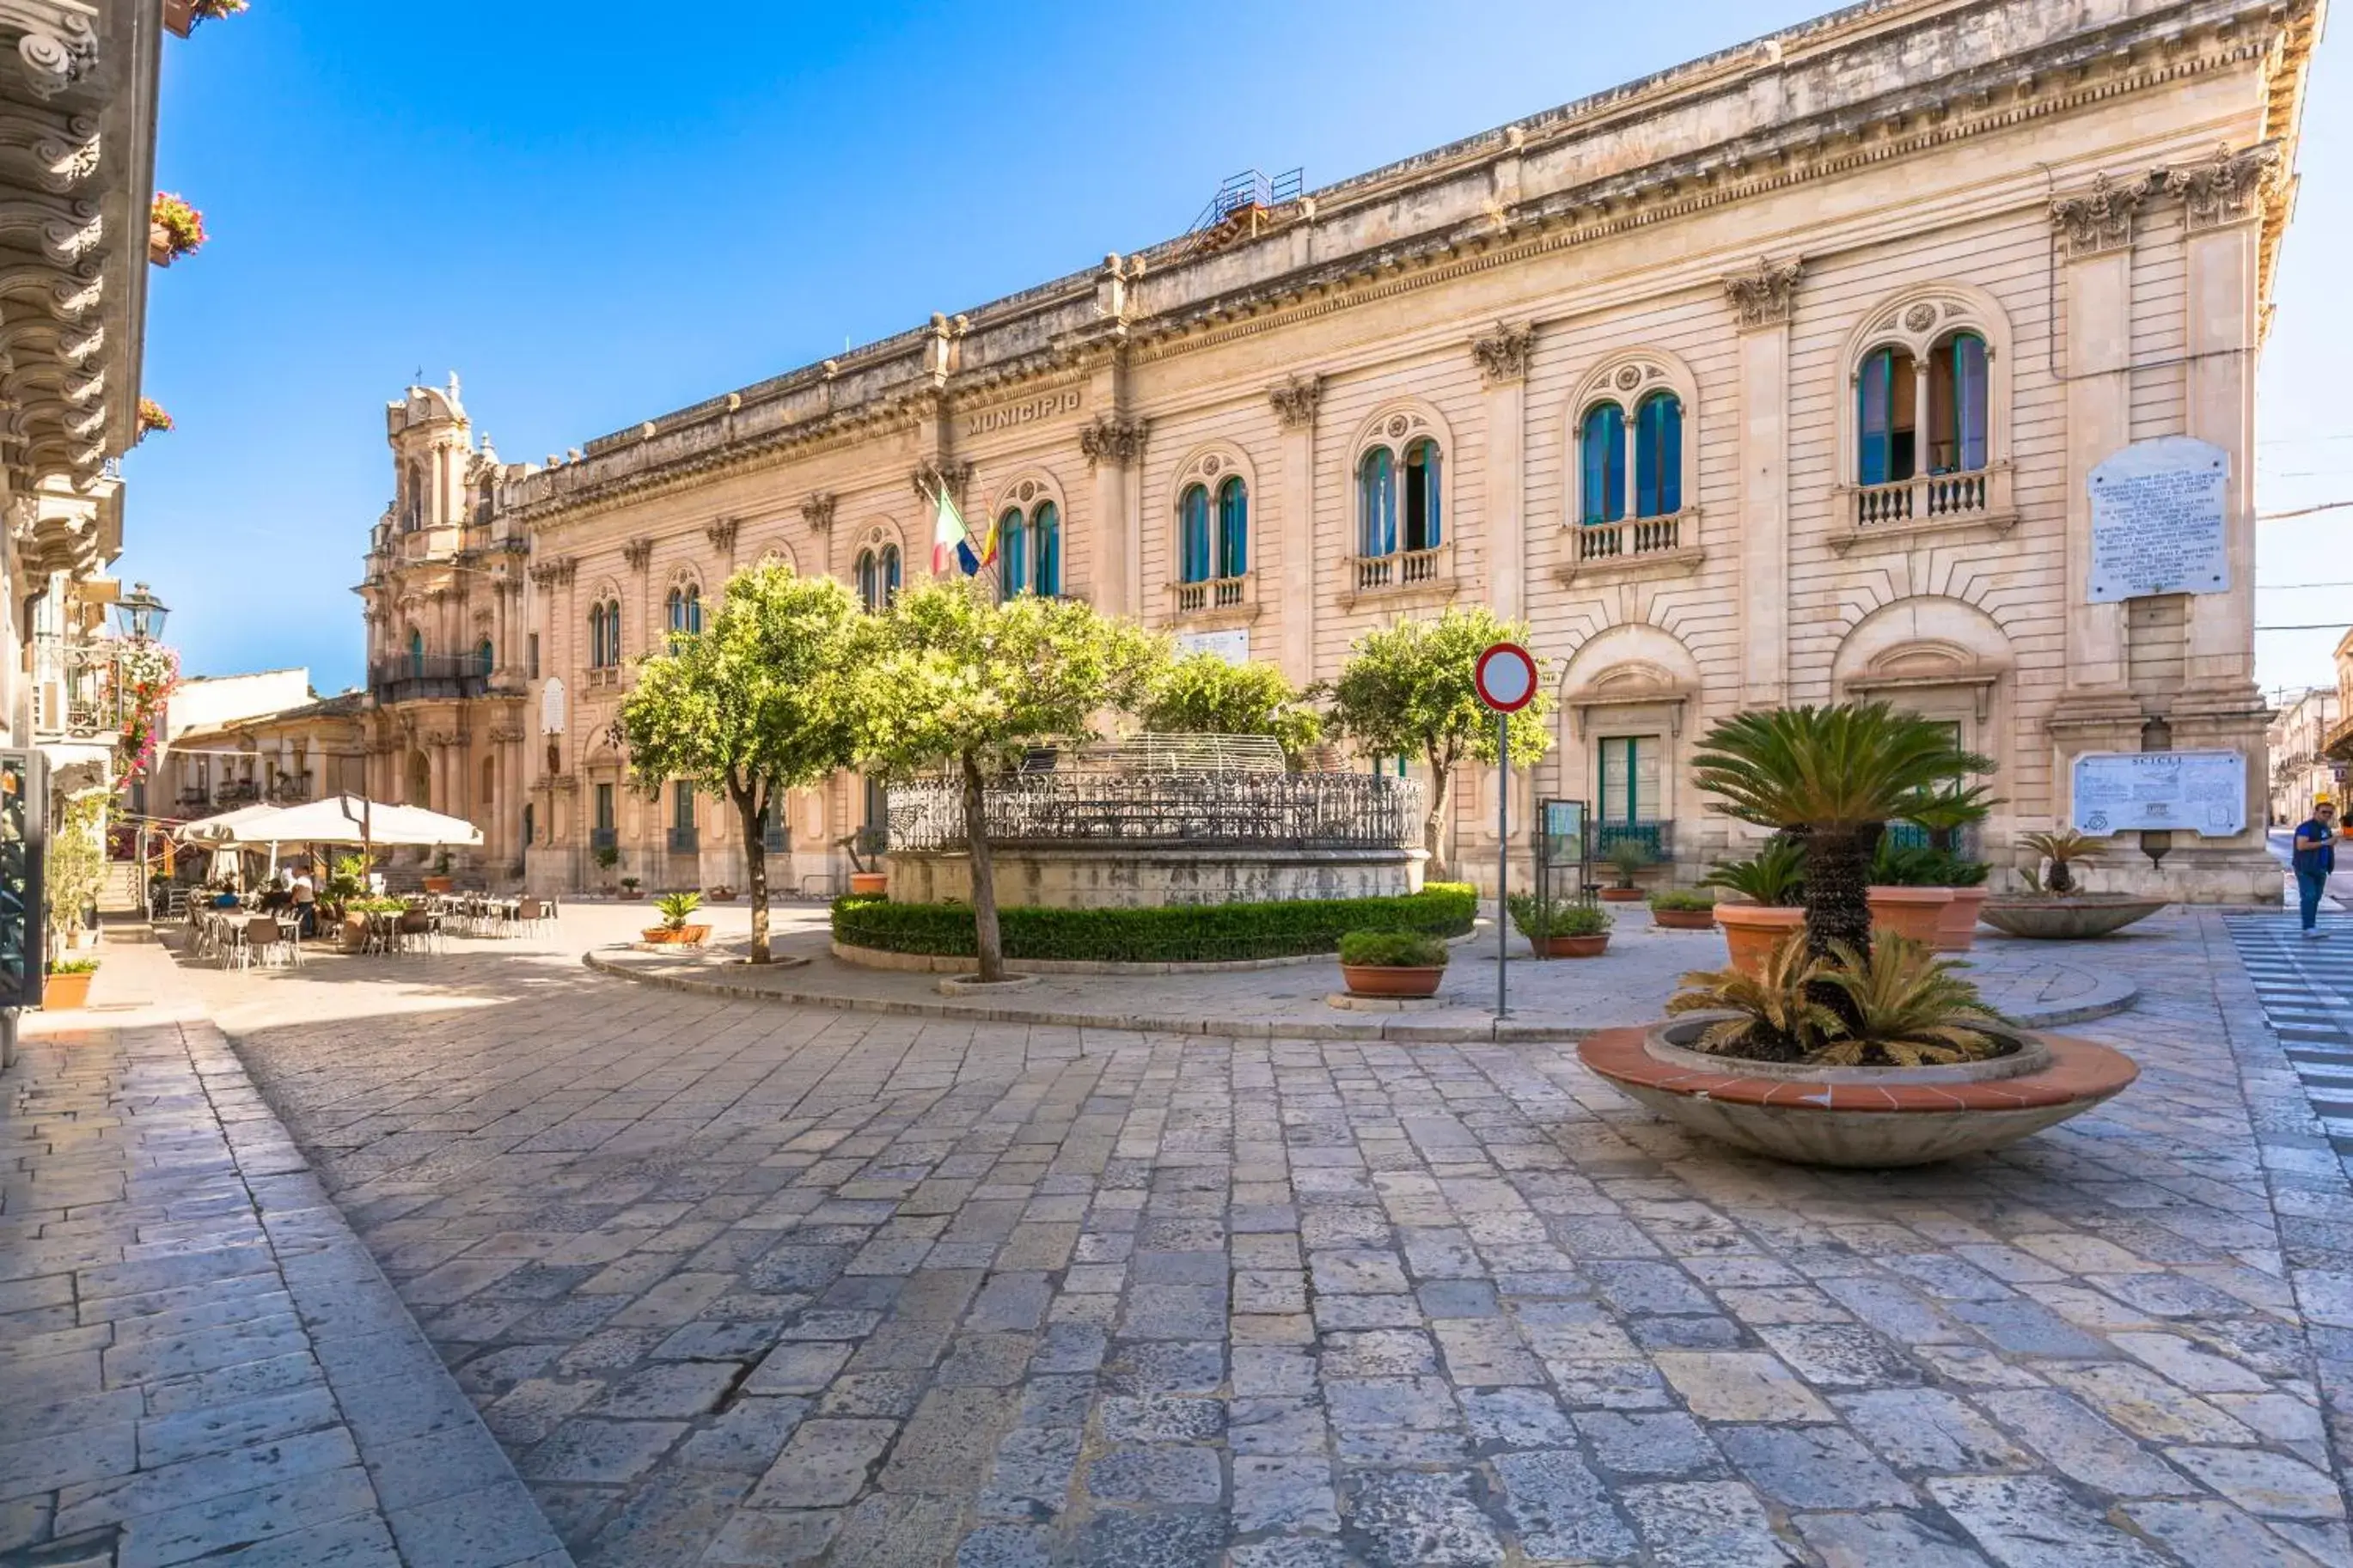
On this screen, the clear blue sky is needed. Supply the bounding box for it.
[125,1,2350,699]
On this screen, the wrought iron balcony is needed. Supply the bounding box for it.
[370,655,491,705]
[888,772,1422,853]
[30,635,125,741]
[1592,819,1675,862]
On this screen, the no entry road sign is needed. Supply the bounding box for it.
[1475,641,1538,713]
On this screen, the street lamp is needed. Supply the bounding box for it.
[113,582,168,643]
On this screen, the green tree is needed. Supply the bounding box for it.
[1140,653,1323,764]
[852,580,1163,982]
[1690,703,1986,969]
[618,562,865,963]
[1325,607,1552,877]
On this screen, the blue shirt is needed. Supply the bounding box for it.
[2295,819,2337,878]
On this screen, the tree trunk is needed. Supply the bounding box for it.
[1800,827,1873,961]
[962,751,1005,982]
[735,780,770,964]
[1423,754,1454,881]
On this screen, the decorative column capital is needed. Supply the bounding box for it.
[909,459,973,507]
[706,516,739,557]
[2050,171,2152,258]
[0,1,98,100]
[1470,322,1534,386]
[801,491,837,533]
[2163,141,2283,232]
[1079,414,1150,470]
[621,537,653,571]
[1722,258,1803,328]
[1268,374,1323,430]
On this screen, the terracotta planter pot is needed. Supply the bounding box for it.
[1598,887,1644,903]
[1714,902,1806,977]
[847,872,889,897]
[42,971,94,1010]
[1530,934,1610,958]
[1650,906,1718,931]
[1933,886,1990,952]
[1868,886,1954,945]
[421,876,454,894]
[639,925,711,946]
[1340,963,1445,998]
[1579,1017,2139,1168]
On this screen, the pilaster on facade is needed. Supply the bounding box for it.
[2049,171,2151,260]
[1269,375,1321,687]
[1472,326,1531,622]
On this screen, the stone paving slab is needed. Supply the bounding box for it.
[586,906,2139,1040]
[0,929,571,1567]
[189,904,2353,1565]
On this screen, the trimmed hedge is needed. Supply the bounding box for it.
[833,882,1476,965]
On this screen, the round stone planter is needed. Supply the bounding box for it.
[1529,934,1610,958]
[1340,963,1445,998]
[1649,906,1718,931]
[1975,895,2168,939]
[1578,1016,2139,1167]
[846,872,889,897]
[1599,888,1644,903]
[1868,886,1953,945]
[1714,902,1805,978]
[1934,886,1990,953]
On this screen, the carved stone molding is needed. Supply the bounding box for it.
[801,491,837,533]
[528,555,577,587]
[2164,141,2283,231]
[1079,414,1150,470]
[1268,375,1323,430]
[0,107,98,193]
[909,459,974,507]
[423,729,461,748]
[0,2,99,101]
[1470,322,1534,385]
[487,726,526,743]
[706,516,739,556]
[621,537,652,570]
[2050,171,2151,258]
[1722,258,1803,328]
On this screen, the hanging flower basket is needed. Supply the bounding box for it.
[150,193,207,265]
[164,0,246,37]
[137,399,174,440]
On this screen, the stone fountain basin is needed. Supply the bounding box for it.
[1975,896,2167,939]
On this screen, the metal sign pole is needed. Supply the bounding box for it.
[1497,709,1509,1021]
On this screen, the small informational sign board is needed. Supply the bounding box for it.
[2070,749,2246,838]
[1540,799,1586,864]
[540,676,566,735]
[1175,627,1250,666]
[2087,436,2228,602]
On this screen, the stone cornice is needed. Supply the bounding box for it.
[490,0,2314,529]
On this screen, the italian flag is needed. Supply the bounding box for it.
[930,485,971,576]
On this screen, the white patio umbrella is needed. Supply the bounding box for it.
[176,802,284,845]
[216,795,482,849]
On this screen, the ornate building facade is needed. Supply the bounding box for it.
[361,0,2319,900]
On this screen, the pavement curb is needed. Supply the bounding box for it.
[582,947,2139,1042]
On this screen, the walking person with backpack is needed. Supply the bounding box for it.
[2294,796,2338,939]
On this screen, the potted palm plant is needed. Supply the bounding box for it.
[1647,888,1718,931]
[1578,703,2137,1167]
[1896,781,2002,951]
[422,850,455,895]
[1598,838,1653,901]
[1508,893,1610,957]
[1336,930,1449,998]
[1977,830,2167,938]
[1704,838,1806,978]
[641,891,710,946]
[839,827,888,898]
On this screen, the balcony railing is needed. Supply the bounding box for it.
[1169,572,1255,617]
[2325,711,2353,761]
[590,827,617,854]
[668,827,700,854]
[586,665,620,689]
[1348,542,1452,596]
[1854,468,1992,529]
[30,635,125,740]
[1575,512,1688,562]
[889,771,1423,853]
[370,655,491,705]
[1592,820,1674,863]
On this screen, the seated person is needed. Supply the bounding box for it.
[258,876,291,914]
[209,881,241,909]
[289,872,317,937]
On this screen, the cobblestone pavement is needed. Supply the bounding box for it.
[0,932,566,1567]
[170,903,2353,1566]
[600,904,2135,1043]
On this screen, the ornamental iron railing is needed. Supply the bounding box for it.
[888,771,1423,853]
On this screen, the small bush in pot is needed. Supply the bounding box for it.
[1337,929,1449,998]
[43,957,99,1010]
[1666,932,2009,1067]
[1599,838,1653,900]
[2017,829,2099,895]
[1509,893,1610,957]
[1647,888,1718,930]
[1704,838,1806,977]
[1979,829,2166,938]
[644,891,711,946]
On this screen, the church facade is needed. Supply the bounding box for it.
[357,0,2319,901]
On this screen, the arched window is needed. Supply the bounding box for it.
[607,600,621,663]
[1216,477,1248,579]
[1032,502,1060,597]
[1580,404,1625,525]
[664,587,681,636]
[999,507,1029,598]
[855,549,880,612]
[880,544,901,607]
[1857,345,1917,486]
[406,628,424,678]
[475,638,494,678]
[685,585,701,634]
[1927,332,1989,475]
[1359,442,1441,557]
[1178,485,1212,585]
[588,605,608,668]
[403,461,423,531]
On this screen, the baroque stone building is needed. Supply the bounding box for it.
[359,0,2319,900]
